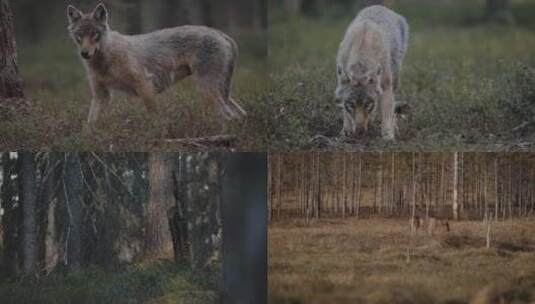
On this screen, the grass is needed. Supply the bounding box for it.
[260,1,535,150]
[0,27,266,151]
[0,260,219,304]
[268,217,535,303]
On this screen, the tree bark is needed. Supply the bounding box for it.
[221,153,267,304]
[1,152,20,278]
[145,153,175,258]
[63,153,83,271]
[0,0,24,99]
[453,152,459,221]
[21,152,37,276]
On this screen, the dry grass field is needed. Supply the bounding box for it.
[269,217,535,304]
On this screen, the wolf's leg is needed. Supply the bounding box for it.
[381,85,396,141]
[87,83,111,130]
[135,82,157,113]
[194,75,244,120]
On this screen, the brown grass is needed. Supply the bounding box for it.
[268,217,535,304]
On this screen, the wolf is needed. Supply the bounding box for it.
[67,4,246,131]
[335,5,409,141]
[414,214,450,235]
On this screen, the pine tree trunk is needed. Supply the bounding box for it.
[145,153,175,258]
[0,0,24,99]
[21,152,37,276]
[63,153,83,271]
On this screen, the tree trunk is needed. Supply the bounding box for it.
[221,153,267,304]
[145,153,175,258]
[0,0,24,99]
[187,153,220,271]
[21,152,37,276]
[453,152,459,221]
[170,154,189,264]
[1,152,20,278]
[63,153,83,271]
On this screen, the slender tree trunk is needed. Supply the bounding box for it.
[0,0,24,99]
[277,154,282,220]
[342,154,346,218]
[21,152,37,276]
[453,152,459,220]
[356,153,362,219]
[494,155,499,221]
[63,153,83,271]
[1,153,19,278]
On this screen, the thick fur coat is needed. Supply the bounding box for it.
[67,4,246,130]
[335,5,409,140]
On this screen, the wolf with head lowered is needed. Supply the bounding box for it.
[335,5,409,141]
[67,4,247,131]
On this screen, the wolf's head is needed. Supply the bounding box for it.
[67,4,109,60]
[336,59,383,137]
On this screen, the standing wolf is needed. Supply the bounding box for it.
[335,5,409,141]
[67,4,246,130]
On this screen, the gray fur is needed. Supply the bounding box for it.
[335,5,409,141]
[67,4,246,131]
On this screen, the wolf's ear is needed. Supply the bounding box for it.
[92,3,108,24]
[67,5,82,24]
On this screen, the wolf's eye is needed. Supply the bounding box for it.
[75,35,82,43]
[93,33,100,41]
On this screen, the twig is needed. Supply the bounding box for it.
[151,135,237,147]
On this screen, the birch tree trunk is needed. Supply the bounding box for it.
[453,152,459,221]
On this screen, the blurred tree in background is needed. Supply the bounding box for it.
[11,0,266,43]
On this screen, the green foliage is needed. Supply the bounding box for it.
[0,261,218,304]
[498,66,535,126]
[259,2,535,150]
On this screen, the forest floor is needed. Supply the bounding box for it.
[0,260,218,304]
[269,217,535,304]
[264,1,535,150]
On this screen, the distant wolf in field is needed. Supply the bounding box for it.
[414,214,450,235]
[335,5,409,141]
[67,4,246,130]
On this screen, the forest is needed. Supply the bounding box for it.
[265,0,535,150]
[268,152,535,304]
[0,152,267,304]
